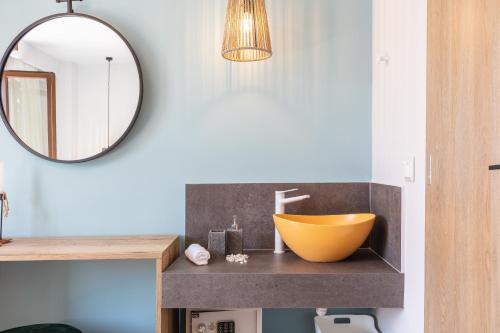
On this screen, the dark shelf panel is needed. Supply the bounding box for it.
[163,249,404,309]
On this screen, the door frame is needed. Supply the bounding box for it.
[2,70,57,159]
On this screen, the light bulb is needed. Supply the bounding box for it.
[241,12,254,34]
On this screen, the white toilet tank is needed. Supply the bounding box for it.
[314,314,381,333]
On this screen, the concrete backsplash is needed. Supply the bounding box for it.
[186,182,401,270]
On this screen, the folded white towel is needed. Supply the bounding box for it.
[185,244,211,266]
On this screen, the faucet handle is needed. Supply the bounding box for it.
[276,188,299,194]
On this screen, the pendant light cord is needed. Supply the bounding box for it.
[106,57,113,149]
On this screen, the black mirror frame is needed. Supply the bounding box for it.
[0,12,144,163]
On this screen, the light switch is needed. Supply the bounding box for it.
[403,156,415,183]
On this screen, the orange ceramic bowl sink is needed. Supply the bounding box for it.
[273,214,376,263]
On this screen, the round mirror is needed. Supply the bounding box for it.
[0,14,143,163]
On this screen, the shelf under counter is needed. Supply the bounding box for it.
[162,249,403,309]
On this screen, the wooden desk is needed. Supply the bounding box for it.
[0,236,180,333]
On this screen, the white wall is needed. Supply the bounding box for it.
[372,0,427,332]
[76,63,139,158]
[11,41,59,72]
[55,60,79,159]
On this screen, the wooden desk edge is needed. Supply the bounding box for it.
[157,237,180,333]
[0,235,181,333]
[0,236,179,262]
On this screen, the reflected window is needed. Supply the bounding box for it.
[1,70,57,159]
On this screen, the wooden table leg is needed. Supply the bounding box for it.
[156,238,180,333]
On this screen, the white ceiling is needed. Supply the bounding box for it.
[21,16,136,65]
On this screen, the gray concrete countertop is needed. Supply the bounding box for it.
[162,249,404,309]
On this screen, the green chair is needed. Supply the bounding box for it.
[1,324,81,333]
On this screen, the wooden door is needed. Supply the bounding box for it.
[425,0,499,332]
[490,2,500,328]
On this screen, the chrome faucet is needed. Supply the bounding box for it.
[274,189,310,254]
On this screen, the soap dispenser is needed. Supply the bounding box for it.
[226,215,243,254]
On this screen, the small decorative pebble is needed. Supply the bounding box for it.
[226,253,249,264]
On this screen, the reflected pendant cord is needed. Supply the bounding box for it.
[106,56,113,149]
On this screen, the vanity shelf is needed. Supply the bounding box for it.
[162,249,403,309]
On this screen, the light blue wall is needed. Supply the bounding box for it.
[0,0,372,332]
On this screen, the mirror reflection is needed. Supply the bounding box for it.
[1,16,141,161]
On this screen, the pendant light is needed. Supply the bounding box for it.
[222,0,272,62]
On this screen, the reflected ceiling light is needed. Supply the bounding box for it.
[222,0,272,62]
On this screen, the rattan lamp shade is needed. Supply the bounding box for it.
[222,0,272,62]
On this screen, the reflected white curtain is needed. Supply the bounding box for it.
[8,77,49,156]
